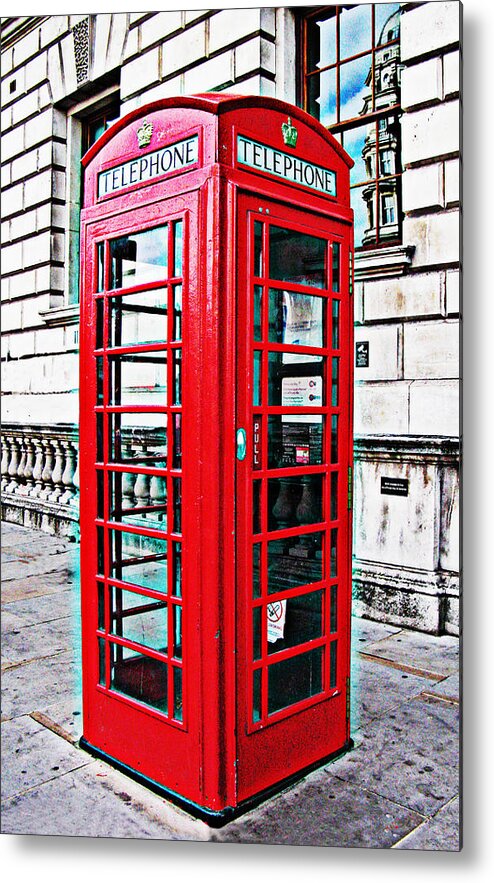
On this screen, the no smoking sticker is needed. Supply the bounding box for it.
[267,600,287,643]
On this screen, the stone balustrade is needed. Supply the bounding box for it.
[1,423,80,537]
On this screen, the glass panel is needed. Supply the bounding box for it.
[98,582,105,629]
[331,471,338,522]
[308,13,336,70]
[339,4,372,60]
[97,470,104,518]
[267,589,323,655]
[332,357,339,406]
[331,415,339,464]
[253,481,261,534]
[173,220,183,276]
[253,285,262,341]
[98,637,106,686]
[330,528,338,578]
[253,220,263,277]
[330,584,338,633]
[268,646,323,715]
[109,289,167,348]
[330,639,337,688]
[268,355,325,406]
[173,349,182,405]
[173,604,182,659]
[269,226,326,288]
[267,532,323,595]
[268,289,325,350]
[110,586,167,653]
[109,471,167,531]
[308,69,337,127]
[253,351,262,406]
[109,412,167,466]
[173,284,182,341]
[172,542,182,597]
[97,526,105,574]
[376,3,400,47]
[97,243,105,292]
[344,125,370,187]
[109,353,167,407]
[332,244,340,293]
[173,667,183,721]
[268,416,323,469]
[268,475,323,531]
[332,300,340,349]
[253,606,262,660]
[97,414,104,461]
[253,543,261,599]
[340,54,373,121]
[351,183,374,248]
[110,529,168,593]
[172,413,182,468]
[111,649,168,713]
[96,356,104,404]
[96,299,104,348]
[110,227,168,289]
[253,668,262,723]
[173,477,182,534]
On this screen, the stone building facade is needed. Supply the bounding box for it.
[1,4,461,635]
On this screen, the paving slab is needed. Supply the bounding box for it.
[1,589,75,629]
[393,796,460,851]
[326,694,460,818]
[1,758,211,841]
[1,713,93,802]
[361,630,460,678]
[1,549,79,583]
[425,671,460,702]
[350,616,402,649]
[1,616,73,666]
[1,651,79,719]
[350,654,439,732]
[214,766,425,848]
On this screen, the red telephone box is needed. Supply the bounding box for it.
[79,94,354,824]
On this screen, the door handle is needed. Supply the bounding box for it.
[236,427,247,461]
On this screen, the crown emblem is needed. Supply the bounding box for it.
[137,120,153,148]
[281,116,298,148]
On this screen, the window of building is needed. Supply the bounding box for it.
[300,4,402,249]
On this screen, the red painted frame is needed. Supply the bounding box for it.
[79,94,353,822]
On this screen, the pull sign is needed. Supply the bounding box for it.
[236,428,247,461]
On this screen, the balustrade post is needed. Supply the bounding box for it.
[1,435,11,491]
[31,437,45,497]
[6,435,21,493]
[19,436,35,495]
[48,438,65,502]
[39,439,55,500]
[59,440,77,504]
[16,436,27,492]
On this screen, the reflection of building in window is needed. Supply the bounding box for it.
[301,4,402,249]
[360,9,401,245]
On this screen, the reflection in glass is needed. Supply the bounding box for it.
[172,542,182,597]
[269,226,326,288]
[108,470,167,531]
[267,589,323,655]
[253,351,262,406]
[109,289,167,348]
[172,413,182,469]
[173,604,182,659]
[109,412,166,466]
[173,477,182,533]
[173,285,182,340]
[173,349,182,405]
[110,226,168,289]
[339,4,371,59]
[110,353,167,407]
[173,220,183,276]
[98,638,106,686]
[110,587,167,652]
[268,289,325,350]
[332,244,340,293]
[268,646,323,715]
[110,529,168,593]
[308,68,337,127]
[267,532,323,595]
[340,55,373,121]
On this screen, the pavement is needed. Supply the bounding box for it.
[1,521,461,849]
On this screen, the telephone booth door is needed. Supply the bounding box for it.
[79,191,206,806]
[235,193,352,802]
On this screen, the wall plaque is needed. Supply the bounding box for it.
[381,477,409,497]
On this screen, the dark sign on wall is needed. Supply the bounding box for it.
[356,341,369,368]
[381,477,409,497]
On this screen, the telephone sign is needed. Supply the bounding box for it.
[78,94,354,824]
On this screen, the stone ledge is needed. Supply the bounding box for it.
[1,493,79,541]
[354,434,460,465]
[352,561,459,636]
